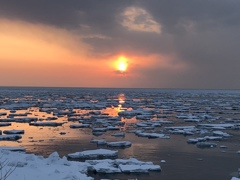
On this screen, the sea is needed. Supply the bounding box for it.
[0,87,240,180]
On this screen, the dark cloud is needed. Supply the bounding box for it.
[1,0,240,88]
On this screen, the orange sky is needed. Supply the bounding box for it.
[1,1,240,89]
[0,18,188,88]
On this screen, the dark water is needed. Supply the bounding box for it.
[0,87,240,180]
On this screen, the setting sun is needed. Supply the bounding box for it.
[117,56,128,72]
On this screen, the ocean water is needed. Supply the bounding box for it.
[0,87,240,180]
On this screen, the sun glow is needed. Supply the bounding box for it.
[117,56,128,72]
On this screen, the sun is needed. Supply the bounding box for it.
[117,56,128,72]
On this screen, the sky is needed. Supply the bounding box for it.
[1,0,240,89]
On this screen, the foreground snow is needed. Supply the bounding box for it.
[0,147,161,179]
[0,150,92,180]
[231,177,240,180]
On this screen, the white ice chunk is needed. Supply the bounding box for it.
[68,149,118,159]
[119,164,161,173]
[107,141,131,147]
[213,131,231,137]
[91,162,121,173]
[92,127,107,132]
[29,122,64,126]
[90,139,107,145]
[86,158,161,174]
[165,126,195,130]
[231,177,240,180]
[0,146,26,151]
[136,132,170,139]
[198,123,234,129]
[111,132,125,137]
[107,126,120,130]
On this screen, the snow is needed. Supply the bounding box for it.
[0,150,93,180]
[0,147,160,177]
[68,149,118,159]
[231,177,240,180]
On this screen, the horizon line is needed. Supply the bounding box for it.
[0,85,239,91]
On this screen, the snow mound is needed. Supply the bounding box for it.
[0,150,93,180]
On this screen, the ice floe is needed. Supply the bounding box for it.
[107,141,131,148]
[86,158,161,174]
[3,130,24,134]
[198,123,235,129]
[90,139,107,145]
[0,134,22,141]
[0,117,37,123]
[0,122,11,126]
[68,149,118,159]
[29,122,64,126]
[213,130,231,137]
[187,136,222,144]
[111,132,125,137]
[135,131,170,139]
[70,123,91,128]
[196,142,217,148]
[0,146,26,151]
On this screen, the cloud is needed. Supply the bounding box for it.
[1,1,240,88]
[121,7,161,34]
[0,18,91,64]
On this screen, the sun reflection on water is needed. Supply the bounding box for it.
[118,93,126,111]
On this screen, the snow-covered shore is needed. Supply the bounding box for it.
[0,147,161,180]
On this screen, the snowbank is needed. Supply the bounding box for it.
[0,150,93,180]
